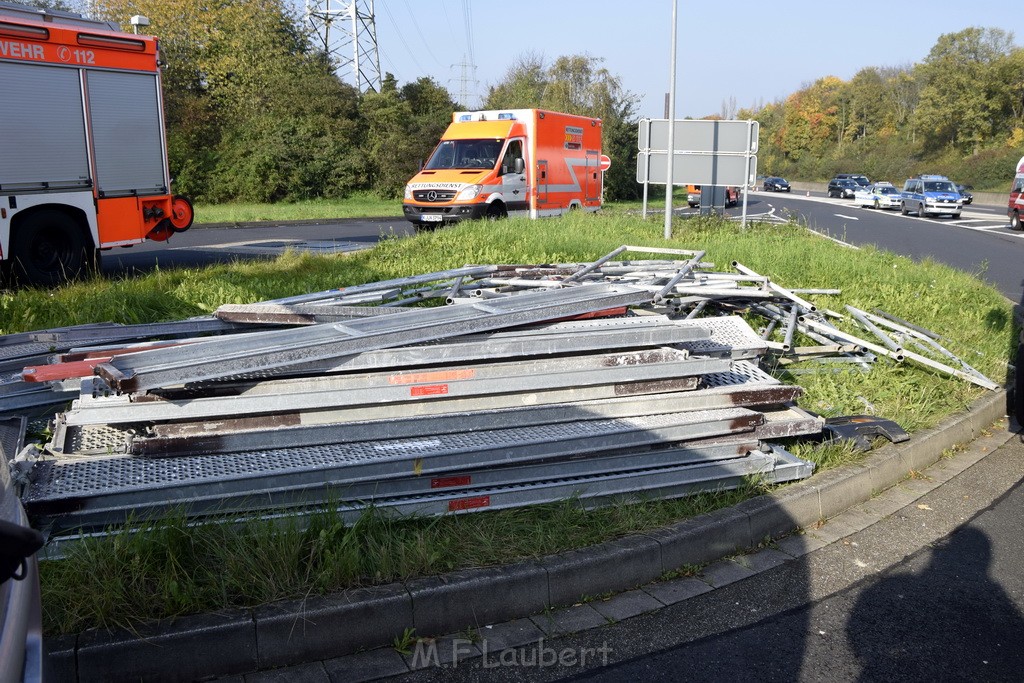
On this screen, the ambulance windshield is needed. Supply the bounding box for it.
[425,139,504,170]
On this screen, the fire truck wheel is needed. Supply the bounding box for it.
[10,209,89,287]
[1011,211,1021,231]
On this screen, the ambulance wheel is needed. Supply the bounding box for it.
[486,202,507,220]
[1011,210,1021,231]
[10,209,90,287]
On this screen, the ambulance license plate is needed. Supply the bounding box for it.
[421,214,442,223]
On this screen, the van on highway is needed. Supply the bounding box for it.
[1009,156,1024,230]
[901,175,962,218]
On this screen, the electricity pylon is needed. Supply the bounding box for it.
[305,0,382,92]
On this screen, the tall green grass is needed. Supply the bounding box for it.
[193,193,399,224]
[9,212,1012,635]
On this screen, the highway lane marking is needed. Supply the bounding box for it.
[833,214,860,220]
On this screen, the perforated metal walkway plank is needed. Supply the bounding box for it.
[65,348,730,428]
[26,408,764,523]
[52,361,800,457]
[37,445,815,542]
[95,283,657,392]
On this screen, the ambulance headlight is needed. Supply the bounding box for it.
[456,184,483,201]
[404,185,413,200]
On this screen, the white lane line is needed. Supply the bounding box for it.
[834,214,860,221]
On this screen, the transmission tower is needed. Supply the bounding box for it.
[305,0,382,93]
[450,55,479,109]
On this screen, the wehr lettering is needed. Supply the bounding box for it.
[0,40,44,60]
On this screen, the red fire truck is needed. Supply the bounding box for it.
[0,2,192,285]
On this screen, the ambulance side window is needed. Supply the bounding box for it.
[1014,177,1024,193]
[501,140,523,175]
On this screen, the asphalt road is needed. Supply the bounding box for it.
[96,216,413,277]
[739,190,1022,303]
[569,441,1024,682]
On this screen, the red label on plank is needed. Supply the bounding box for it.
[411,384,449,396]
[389,369,474,385]
[448,496,490,511]
[431,475,472,489]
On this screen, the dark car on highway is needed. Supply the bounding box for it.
[763,176,791,192]
[834,173,870,188]
[827,178,859,198]
[956,184,974,205]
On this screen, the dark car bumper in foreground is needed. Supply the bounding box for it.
[1,456,45,683]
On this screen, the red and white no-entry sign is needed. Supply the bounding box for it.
[599,154,612,171]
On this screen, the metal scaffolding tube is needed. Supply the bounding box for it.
[870,308,943,341]
[563,246,630,283]
[781,306,798,352]
[846,306,904,360]
[655,251,706,301]
[860,309,992,383]
[732,261,817,312]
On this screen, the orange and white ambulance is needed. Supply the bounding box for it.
[0,2,191,285]
[403,109,603,227]
[1008,155,1024,231]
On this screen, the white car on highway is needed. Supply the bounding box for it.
[854,183,903,210]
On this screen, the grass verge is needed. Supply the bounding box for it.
[3,211,1012,635]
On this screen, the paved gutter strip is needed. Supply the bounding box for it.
[191,216,402,230]
[47,390,1007,682]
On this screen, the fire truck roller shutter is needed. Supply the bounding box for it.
[0,62,90,190]
[86,70,167,197]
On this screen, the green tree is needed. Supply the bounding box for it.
[359,75,457,199]
[92,0,365,202]
[914,28,1014,153]
[484,53,548,109]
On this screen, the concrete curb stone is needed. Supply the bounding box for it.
[75,608,256,682]
[641,505,752,573]
[253,583,412,670]
[541,535,662,607]
[406,560,548,637]
[48,390,1007,681]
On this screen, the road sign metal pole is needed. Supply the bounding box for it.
[664,0,678,240]
[741,120,751,230]
[641,119,650,220]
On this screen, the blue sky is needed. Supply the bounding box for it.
[354,0,1015,119]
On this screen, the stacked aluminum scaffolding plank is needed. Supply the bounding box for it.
[6,250,842,543]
